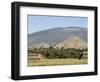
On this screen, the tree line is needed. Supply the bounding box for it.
[28,47,88,59]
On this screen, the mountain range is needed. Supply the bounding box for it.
[28,26,88,49]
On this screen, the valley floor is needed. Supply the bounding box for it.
[28,58,88,66]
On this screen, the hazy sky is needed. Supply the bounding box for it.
[28,15,88,34]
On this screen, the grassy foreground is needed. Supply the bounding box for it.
[28,58,88,66]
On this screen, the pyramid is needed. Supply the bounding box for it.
[55,36,87,49]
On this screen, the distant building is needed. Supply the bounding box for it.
[28,53,42,61]
[83,51,88,58]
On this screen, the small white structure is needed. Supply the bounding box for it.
[28,53,42,61]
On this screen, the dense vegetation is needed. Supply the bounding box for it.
[28,47,87,59]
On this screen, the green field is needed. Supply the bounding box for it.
[28,58,88,66]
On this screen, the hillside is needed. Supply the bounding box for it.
[28,26,87,48]
[29,42,50,48]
